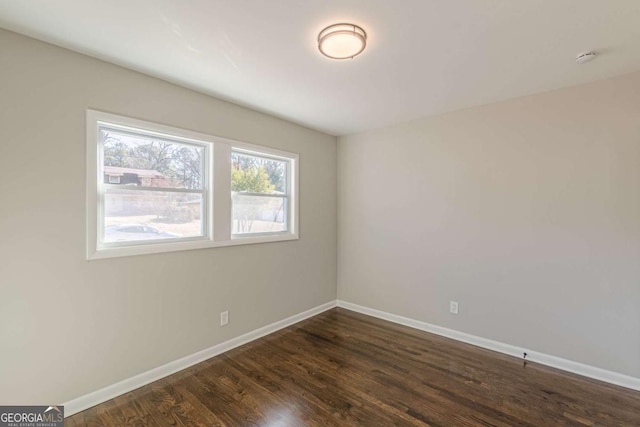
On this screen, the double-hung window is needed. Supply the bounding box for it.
[231,150,292,236]
[98,123,209,246]
[87,110,298,259]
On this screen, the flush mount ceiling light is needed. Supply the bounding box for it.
[318,23,367,60]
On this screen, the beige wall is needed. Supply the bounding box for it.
[0,29,337,404]
[338,72,640,377]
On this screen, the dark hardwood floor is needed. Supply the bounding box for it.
[67,308,640,426]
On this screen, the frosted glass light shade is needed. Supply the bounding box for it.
[318,24,367,59]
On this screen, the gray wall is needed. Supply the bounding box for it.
[338,72,640,377]
[0,29,337,404]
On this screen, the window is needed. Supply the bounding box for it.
[99,125,208,246]
[231,150,290,236]
[87,110,298,259]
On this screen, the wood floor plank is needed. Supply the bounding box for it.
[67,308,640,426]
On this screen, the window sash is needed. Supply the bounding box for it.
[230,149,292,237]
[231,193,289,236]
[99,188,208,248]
[98,124,208,192]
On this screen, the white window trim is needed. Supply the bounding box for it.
[86,110,299,260]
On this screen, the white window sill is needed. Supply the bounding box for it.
[87,233,299,260]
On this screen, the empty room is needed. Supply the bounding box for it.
[1,1,639,426]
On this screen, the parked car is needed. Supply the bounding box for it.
[105,224,180,242]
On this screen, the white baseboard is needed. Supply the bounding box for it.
[63,300,337,417]
[337,300,640,392]
[64,298,639,418]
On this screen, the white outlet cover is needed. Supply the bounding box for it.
[449,301,459,315]
[220,310,229,326]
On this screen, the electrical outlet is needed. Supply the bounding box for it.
[220,310,229,326]
[449,301,459,315]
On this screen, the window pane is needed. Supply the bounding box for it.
[104,189,203,243]
[232,194,286,234]
[101,127,204,190]
[231,152,287,194]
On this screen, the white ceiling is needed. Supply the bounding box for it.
[1,1,639,136]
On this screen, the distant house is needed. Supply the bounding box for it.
[104,166,171,216]
[104,166,196,218]
[103,166,171,187]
